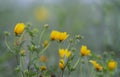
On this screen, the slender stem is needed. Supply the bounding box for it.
[61,69,64,77]
[39,28,46,44]
[68,71,71,77]
[20,56,25,77]
[85,57,89,76]
[79,58,82,77]
[37,71,39,77]
[73,58,80,69]
[90,67,95,77]
[28,51,32,77]
[39,42,51,55]
[15,54,19,65]
[67,43,71,49]
[19,31,25,41]
[5,37,15,54]
[93,70,96,77]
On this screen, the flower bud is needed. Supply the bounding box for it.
[20,50,26,56]
[44,24,49,28]
[4,31,10,36]
[14,23,25,35]
[24,69,29,75]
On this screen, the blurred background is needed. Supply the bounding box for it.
[0,0,120,76]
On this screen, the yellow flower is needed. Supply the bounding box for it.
[80,45,91,56]
[14,23,25,35]
[89,60,103,71]
[89,60,97,66]
[20,50,26,56]
[50,30,60,40]
[59,59,64,70]
[40,65,47,71]
[40,55,47,62]
[95,63,103,71]
[50,30,69,41]
[59,32,69,42]
[108,60,117,71]
[59,49,65,58]
[59,49,71,58]
[34,7,48,21]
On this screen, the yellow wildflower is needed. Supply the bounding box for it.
[59,49,71,58]
[50,30,60,40]
[108,60,117,71]
[89,60,97,66]
[80,45,91,56]
[89,60,103,71]
[95,63,103,71]
[40,65,47,71]
[59,49,65,58]
[50,30,69,41]
[40,55,47,62]
[59,32,69,42]
[59,59,64,70]
[65,49,71,58]
[14,23,25,35]
[34,7,48,21]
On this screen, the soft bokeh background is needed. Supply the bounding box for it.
[0,0,120,76]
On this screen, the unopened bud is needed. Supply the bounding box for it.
[44,24,49,28]
[20,50,26,56]
[24,69,29,75]
[4,31,10,36]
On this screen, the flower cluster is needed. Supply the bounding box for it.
[5,23,118,77]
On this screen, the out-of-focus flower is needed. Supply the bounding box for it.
[20,50,26,56]
[59,59,64,70]
[34,7,48,21]
[40,55,48,62]
[108,60,117,71]
[59,49,71,58]
[40,65,47,71]
[80,45,91,56]
[14,23,25,35]
[95,63,103,71]
[89,60,103,71]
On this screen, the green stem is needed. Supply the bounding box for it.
[5,37,15,54]
[39,42,51,55]
[20,56,25,77]
[73,58,80,69]
[67,43,71,49]
[39,28,46,44]
[28,51,32,77]
[90,67,95,77]
[93,70,96,77]
[61,69,64,77]
[19,31,25,41]
[15,54,19,65]
[79,58,82,77]
[68,71,71,77]
[85,57,89,76]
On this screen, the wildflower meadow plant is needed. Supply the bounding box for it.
[4,23,118,77]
